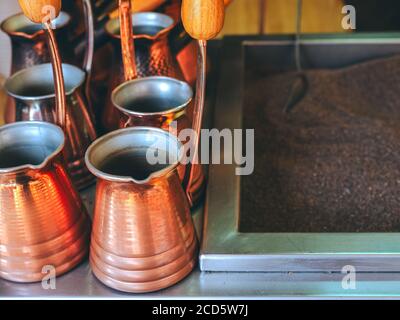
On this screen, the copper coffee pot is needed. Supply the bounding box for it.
[111,76,205,205]
[1,0,95,104]
[4,63,97,190]
[1,11,74,73]
[0,122,90,283]
[6,1,97,191]
[85,127,197,293]
[102,11,184,131]
[0,0,90,283]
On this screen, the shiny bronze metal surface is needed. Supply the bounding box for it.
[119,0,137,81]
[0,121,90,283]
[183,40,207,206]
[85,127,198,293]
[112,76,205,206]
[5,64,97,190]
[102,12,184,131]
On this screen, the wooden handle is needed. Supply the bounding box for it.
[181,0,225,40]
[18,0,61,24]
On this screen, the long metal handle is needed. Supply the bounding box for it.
[119,0,137,81]
[44,21,66,130]
[82,0,95,75]
[82,0,95,111]
[185,39,207,206]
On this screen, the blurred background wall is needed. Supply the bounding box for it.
[221,0,345,36]
[1,0,397,125]
[0,0,348,77]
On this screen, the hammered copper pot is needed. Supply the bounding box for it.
[85,127,197,293]
[0,12,75,74]
[102,12,184,132]
[0,121,90,283]
[4,64,97,190]
[112,76,205,205]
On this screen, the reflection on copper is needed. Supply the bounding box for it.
[86,127,197,293]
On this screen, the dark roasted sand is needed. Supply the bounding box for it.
[241,55,400,232]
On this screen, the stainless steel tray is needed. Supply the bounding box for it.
[201,33,400,272]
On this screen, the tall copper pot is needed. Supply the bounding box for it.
[102,12,184,132]
[85,127,197,293]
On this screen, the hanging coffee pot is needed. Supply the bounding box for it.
[0,0,90,283]
[102,11,184,131]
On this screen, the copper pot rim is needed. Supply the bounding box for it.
[5,63,85,101]
[85,126,183,184]
[0,11,71,40]
[0,121,65,174]
[105,11,175,41]
[112,76,193,117]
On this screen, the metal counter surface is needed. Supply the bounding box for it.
[3,255,400,298]
[2,189,400,298]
